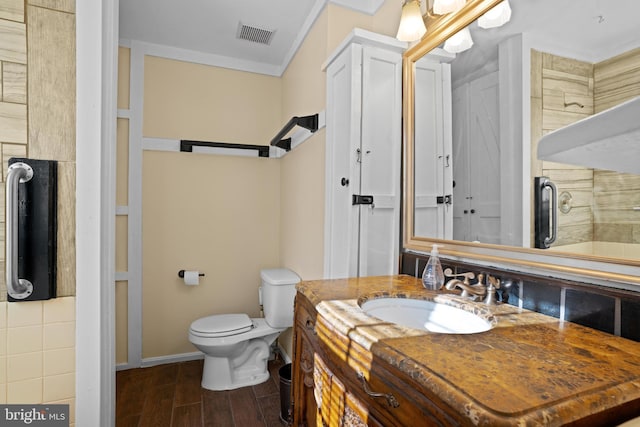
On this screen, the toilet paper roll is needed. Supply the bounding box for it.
[183,270,200,286]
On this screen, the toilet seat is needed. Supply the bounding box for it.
[190,313,254,338]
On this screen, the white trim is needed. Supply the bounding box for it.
[142,137,180,152]
[117,108,130,119]
[119,38,132,49]
[330,0,385,15]
[192,146,262,157]
[128,41,144,369]
[138,40,282,77]
[76,0,117,425]
[141,352,204,368]
[322,28,407,71]
[115,272,128,281]
[278,0,328,75]
[277,342,292,364]
[115,205,128,215]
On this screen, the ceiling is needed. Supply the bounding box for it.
[451,0,640,83]
[120,0,640,78]
[118,0,383,76]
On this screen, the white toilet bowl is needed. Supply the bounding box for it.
[188,268,300,391]
[189,314,284,390]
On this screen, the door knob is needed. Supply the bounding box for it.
[341,177,349,187]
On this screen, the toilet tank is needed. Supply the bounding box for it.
[261,268,300,328]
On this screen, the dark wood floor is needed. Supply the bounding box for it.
[116,357,287,427]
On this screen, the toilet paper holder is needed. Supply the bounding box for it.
[178,270,205,278]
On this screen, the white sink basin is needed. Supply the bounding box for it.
[360,297,492,334]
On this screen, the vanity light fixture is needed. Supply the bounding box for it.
[477,0,511,28]
[443,26,473,53]
[396,0,427,42]
[432,0,466,15]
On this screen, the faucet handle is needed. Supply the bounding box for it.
[443,268,475,285]
[483,274,501,305]
[486,274,500,290]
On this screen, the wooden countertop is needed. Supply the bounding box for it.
[297,275,640,426]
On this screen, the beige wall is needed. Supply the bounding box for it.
[116,47,130,364]
[140,56,283,358]
[0,0,76,422]
[142,152,280,358]
[143,56,282,142]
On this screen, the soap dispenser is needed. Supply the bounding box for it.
[422,245,444,290]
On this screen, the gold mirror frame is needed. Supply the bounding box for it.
[402,0,640,286]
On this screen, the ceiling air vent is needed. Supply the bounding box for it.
[237,22,275,45]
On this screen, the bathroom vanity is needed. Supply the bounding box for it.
[291,275,640,426]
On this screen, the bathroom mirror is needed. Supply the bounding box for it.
[403,0,640,284]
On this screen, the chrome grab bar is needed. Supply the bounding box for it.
[541,177,557,247]
[6,162,34,299]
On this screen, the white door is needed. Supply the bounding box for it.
[324,40,403,278]
[452,83,471,241]
[358,47,402,276]
[414,58,452,240]
[469,72,500,243]
[324,43,362,278]
[452,72,500,243]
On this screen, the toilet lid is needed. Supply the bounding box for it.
[190,313,254,337]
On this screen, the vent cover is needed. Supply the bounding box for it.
[237,22,275,45]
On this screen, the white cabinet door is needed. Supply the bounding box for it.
[324,34,403,278]
[324,43,362,279]
[358,47,402,276]
[414,59,452,240]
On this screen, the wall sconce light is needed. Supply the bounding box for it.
[478,0,511,28]
[443,26,473,53]
[396,0,427,42]
[432,0,466,15]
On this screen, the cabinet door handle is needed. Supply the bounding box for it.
[305,318,316,334]
[357,372,399,408]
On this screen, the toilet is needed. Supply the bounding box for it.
[188,268,300,391]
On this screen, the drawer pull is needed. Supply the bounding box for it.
[357,372,399,408]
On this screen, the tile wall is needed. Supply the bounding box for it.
[402,252,640,343]
[0,298,76,424]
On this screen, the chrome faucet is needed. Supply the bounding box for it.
[443,269,501,305]
[443,269,486,301]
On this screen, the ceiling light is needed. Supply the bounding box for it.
[443,27,473,53]
[478,0,511,29]
[396,0,427,42]
[432,0,466,15]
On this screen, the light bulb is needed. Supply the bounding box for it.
[478,0,512,29]
[396,0,427,42]
[432,0,465,15]
[443,27,474,53]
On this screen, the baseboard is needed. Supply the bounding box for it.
[277,342,292,364]
[140,351,204,368]
[119,346,287,371]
